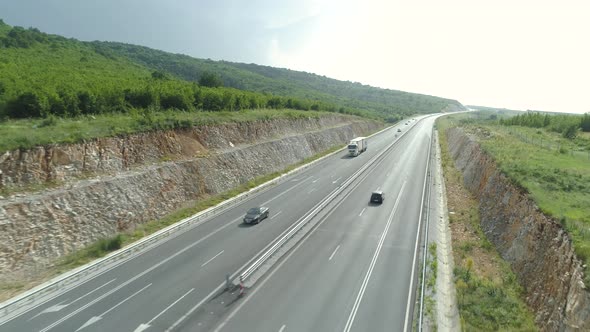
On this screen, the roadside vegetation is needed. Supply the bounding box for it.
[0,108,332,153]
[451,110,590,285]
[424,242,438,331]
[437,116,537,331]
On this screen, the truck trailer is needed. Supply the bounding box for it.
[348,137,367,157]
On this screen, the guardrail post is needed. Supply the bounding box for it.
[238,276,245,297]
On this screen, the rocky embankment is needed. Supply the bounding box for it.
[447,127,590,331]
[0,115,382,283]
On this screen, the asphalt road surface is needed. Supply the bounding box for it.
[202,117,433,332]
[0,116,432,332]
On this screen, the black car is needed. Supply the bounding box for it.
[370,191,385,204]
[243,207,269,224]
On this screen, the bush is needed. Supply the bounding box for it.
[124,89,156,109]
[198,72,223,88]
[202,90,224,111]
[39,115,58,128]
[160,93,190,110]
[7,92,46,118]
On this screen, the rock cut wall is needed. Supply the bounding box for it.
[0,116,381,283]
[447,127,589,331]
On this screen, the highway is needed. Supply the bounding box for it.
[193,116,434,332]
[0,116,431,332]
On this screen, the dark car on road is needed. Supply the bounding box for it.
[243,207,269,224]
[370,191,385,204]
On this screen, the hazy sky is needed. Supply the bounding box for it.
[1,0,588,113]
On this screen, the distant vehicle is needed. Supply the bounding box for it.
[348,137,367,157]
[397,128,402,132]
[243,207,269,224]
[370,191,385,204]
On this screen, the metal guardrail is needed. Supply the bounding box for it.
[0,143,341,319]
[418,126,435,331]
[0,121,401,319]
[239,119,421,282]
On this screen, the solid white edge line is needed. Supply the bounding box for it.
[342,182,406,332]
[201,250,225,268]
[212,142,391,332]
[5,115,414,325]
[6,122,409,328]
[402,124,433,332]
[40,215,241,332]
[29,278,116,321]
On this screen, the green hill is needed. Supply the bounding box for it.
[0,18,462,123]
[94,41,462,118]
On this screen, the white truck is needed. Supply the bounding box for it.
[348,137,367,157]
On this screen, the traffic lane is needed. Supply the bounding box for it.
[212,182,406,332]
[211,135,411,332]
[350,202,423,331]
[347,138,430,332]
[6,147,344,329]
[20,173,335,332]
[211,121,430,332]
[18,134,398,332]
[3,125,401,331]
[1,172,312,331]
[102,127,414,332]
[73,181,347,332]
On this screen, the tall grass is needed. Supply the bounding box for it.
[0,108,333,153]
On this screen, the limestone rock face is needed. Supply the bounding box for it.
[0,116,381,283]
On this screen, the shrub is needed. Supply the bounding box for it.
[7,92,46,118]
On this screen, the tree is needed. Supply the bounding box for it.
[581,113,590,132]
[124,89,155,109]
[562,124,578,139]
[198,72,223,88]
[160,93,190,110]
[77,91,97,114]
[202,90,224,111]
[151,70,168,80]
[7,92,46,118]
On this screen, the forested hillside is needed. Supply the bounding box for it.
[95,41,461,118]
[0,19,461,123]
[0,20,352,120]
